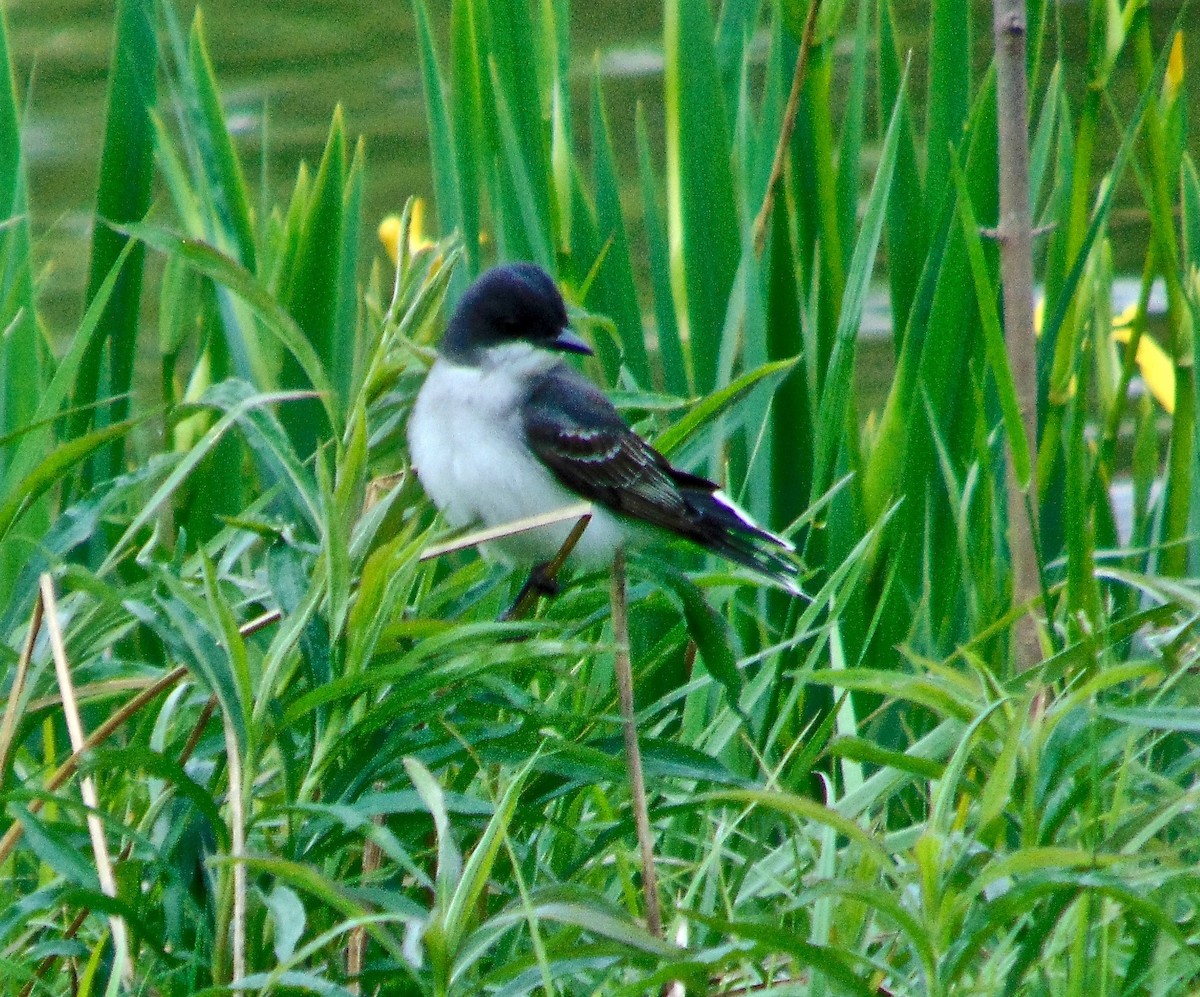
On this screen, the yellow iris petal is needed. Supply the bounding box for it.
[1165,32,1184,105]
[378,198,436,265]
[378,215,402,264]
[1112,325,1175,414]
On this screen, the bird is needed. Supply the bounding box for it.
[406,262,800,598]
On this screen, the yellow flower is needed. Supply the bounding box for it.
[1112,302,1175,414]
[1033,294,1174,411]
[378,197,436,265]
[1165,32,1184,107]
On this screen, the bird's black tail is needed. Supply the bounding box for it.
[673,474,801,594]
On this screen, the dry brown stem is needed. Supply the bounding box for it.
[610,549,663,937]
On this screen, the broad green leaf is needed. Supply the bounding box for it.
[665,0,739,393]
[951,154,1032,487]
[590,75,651,389]
[655,358,797,458]
[635,105,687,396]
[0,420,141,545]
[810,64,907,501]
[72,0,156,477]
[187,10,257,270]
[118,221,335,426]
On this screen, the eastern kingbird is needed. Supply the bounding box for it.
[407,262,799,593]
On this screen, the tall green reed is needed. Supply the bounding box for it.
[1,1,1199,994]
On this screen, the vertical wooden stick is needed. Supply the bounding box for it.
[40,575,134,990]
[610,549,663,937]
[992,0,1042,668]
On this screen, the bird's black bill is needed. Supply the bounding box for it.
[551,328,593,355]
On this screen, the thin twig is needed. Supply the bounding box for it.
[610,549,662,937]
[980,222,1056,240]
[2,597,284,993]
[0,609,279,867]
[419,502,593,561]
[40,575,134,989]
[347,783,386,993]
[241,607,284,637]
[751,0,823,256]
[18,908,87,997]
[0,595,43,780]
[179,695,219,766]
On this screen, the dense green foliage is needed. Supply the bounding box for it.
[2,0,1199,993]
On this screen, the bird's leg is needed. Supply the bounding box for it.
[500,512,593,622]
[502,561,560,620]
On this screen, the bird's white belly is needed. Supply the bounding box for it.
[408,359,629,567]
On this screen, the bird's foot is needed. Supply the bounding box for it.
[502,562,560,621]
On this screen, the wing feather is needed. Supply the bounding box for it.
[522,366,690,529]
[522,364,800,591]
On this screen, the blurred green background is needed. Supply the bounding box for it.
[10,0,1197,343]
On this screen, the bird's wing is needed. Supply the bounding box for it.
[523,364,800,591]
[522,365,693,530]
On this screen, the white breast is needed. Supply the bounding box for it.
[407,352,631,567]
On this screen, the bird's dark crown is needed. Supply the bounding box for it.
[440,263,573,363]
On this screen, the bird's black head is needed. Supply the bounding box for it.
[439,262,592,364]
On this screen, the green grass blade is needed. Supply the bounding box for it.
[835,0,870,255]
[0,242,134,505]
[72,0,157,473]
[1183,154,1200,574]
[119,221,335,427]
[488,0,550,227]
[655,358,797,458]
[590,74,650,389]
[338,138,366,398]
[488,59,553,271]
[1029,62,1063,219]
[877,0,925,338]
[450,0,486,277]
[765,195,812,533]
[0,5,43,593]
[187,10,257,270]
[1037,23,1178,503]
[924,0,970,216]
[810,66,906,501]
[951,156,1031,487]
[0,6,37,442]
[443,759,533,956]
[715,0,764,116]
[0,419,141,545]
[635,106,687,396]
[665,0,739,393]
[413,0,463,279]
